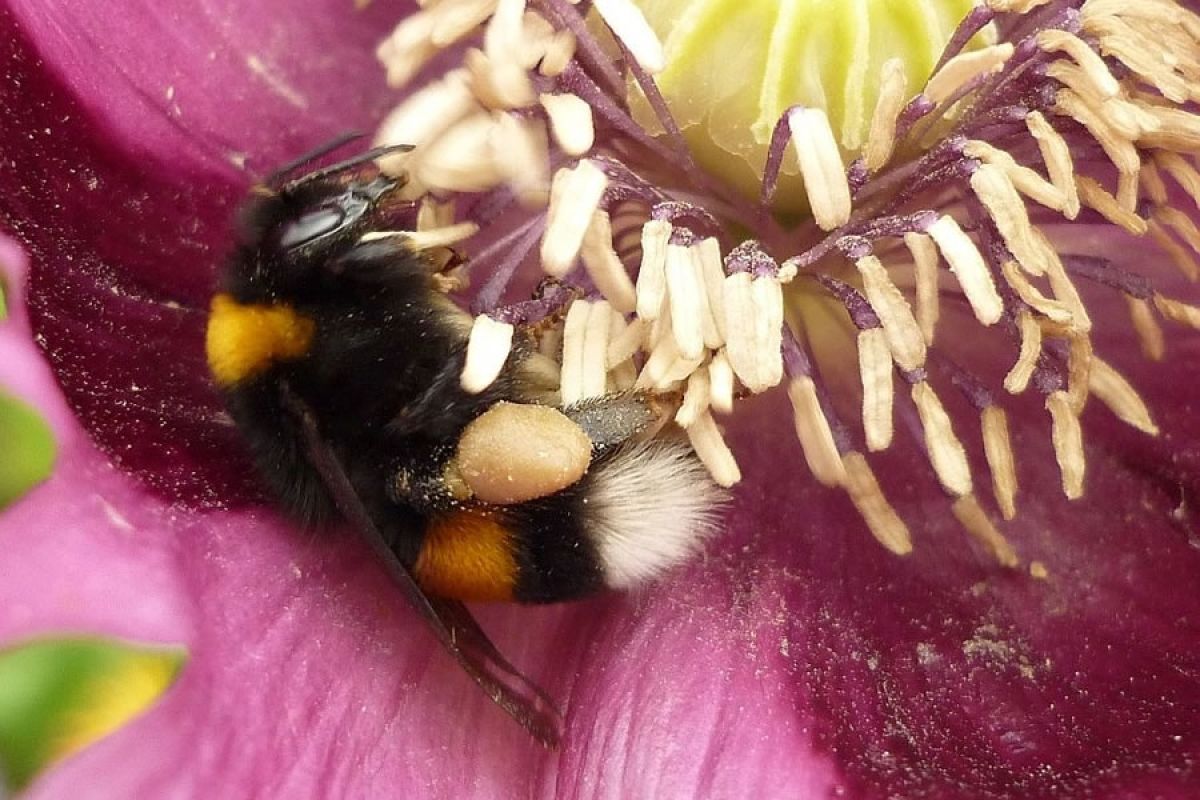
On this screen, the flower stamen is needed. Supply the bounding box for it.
[376,0,1200,565]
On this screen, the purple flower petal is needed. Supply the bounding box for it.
[2,4,1200,799]
[0,237,188,645]
[5,0,405,179]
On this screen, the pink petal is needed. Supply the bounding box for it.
[0,235,188,644]
[3,5,1200,798]
[5,0,408,179]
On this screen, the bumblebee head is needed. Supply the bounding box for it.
[208,143,413,388]
[229,170,407,304]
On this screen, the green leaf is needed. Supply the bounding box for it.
[0,392,56,509]
[0,272,7,320]
[0,638,186,792]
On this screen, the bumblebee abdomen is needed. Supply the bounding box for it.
[412,498,604,604]
[411,440,724,604]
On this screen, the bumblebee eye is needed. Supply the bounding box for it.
[278,205,348,250]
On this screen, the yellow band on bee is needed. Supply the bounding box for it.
[415,510,518,602]
[206,293,315,387]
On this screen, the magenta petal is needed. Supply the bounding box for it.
[0,235,563,797]
[21,507,574,799]
[4,3,1200,798]
[708,395,1200,797]
[0,236,188,643]
[0,236,73,439]
[5,0,406,177]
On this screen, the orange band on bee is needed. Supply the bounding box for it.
[206,293,315,387]
[414,509,518,601]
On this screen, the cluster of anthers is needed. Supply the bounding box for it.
[370,0,1200,566]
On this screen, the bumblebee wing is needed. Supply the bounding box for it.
[277,382,564,747]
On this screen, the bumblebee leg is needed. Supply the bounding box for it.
[562,391,662,449]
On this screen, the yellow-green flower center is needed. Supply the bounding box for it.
[630,0,983,211]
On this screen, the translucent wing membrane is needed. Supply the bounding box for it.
[277,383,564,747]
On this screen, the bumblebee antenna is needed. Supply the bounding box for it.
[279,143,414,194]
[265,131,367,187]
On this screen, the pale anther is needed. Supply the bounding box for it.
[482,0,526,63]
[635,331,682,390]
[787,108,852,231]
[981,406,1018,521]
[1054,90,1140,177]
[970,163,1057,277]
[541,160,608,276]
[924,43,1015,104]
[1063,333,1092,414]
[1157,208,1200,266]
[864,58,908,172]
[1154,151,1200,209]
[1005,310,1042,394]
[591,0,666,73]
[787,377,847,489]
[580,300,612,400]
[912,382,973,497]
[842,453,912,555]
[1036,29,1121,98]
[1141,161,1169,206]
[540,92,595,156]
[635,219,671,321]
[687,411,741,488]
[1075,175,1147,235]
[708,350,735,415]
[374,72,477,174]
[722,272,784,393]
[581,211,637,313]
[1148,218,1200,281]
[538,29,576,77]
[1153,294,1200,329]
[1041,249,1092,333]
[1046,391,1086,500]
[1088,357,1160,436]
[675,366,711,428]
[1025,111,1080,219]
[952,494,1019,568]
[964,140,1068,213]
[1125,296,1166,361]
[666,242,706,361]
[414,111,506,192]
[925,215,1003,326]
[999,259,1073,325]
[695,237,726,348]
[377,12,440,88]
[905,232,940,346]
[857,328,894,453]
[465,48,536,110]
[856,256,926,372]
[461,314,515,394]
[559,300,591,405]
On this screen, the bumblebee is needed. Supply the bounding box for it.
[205,140,722,744]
